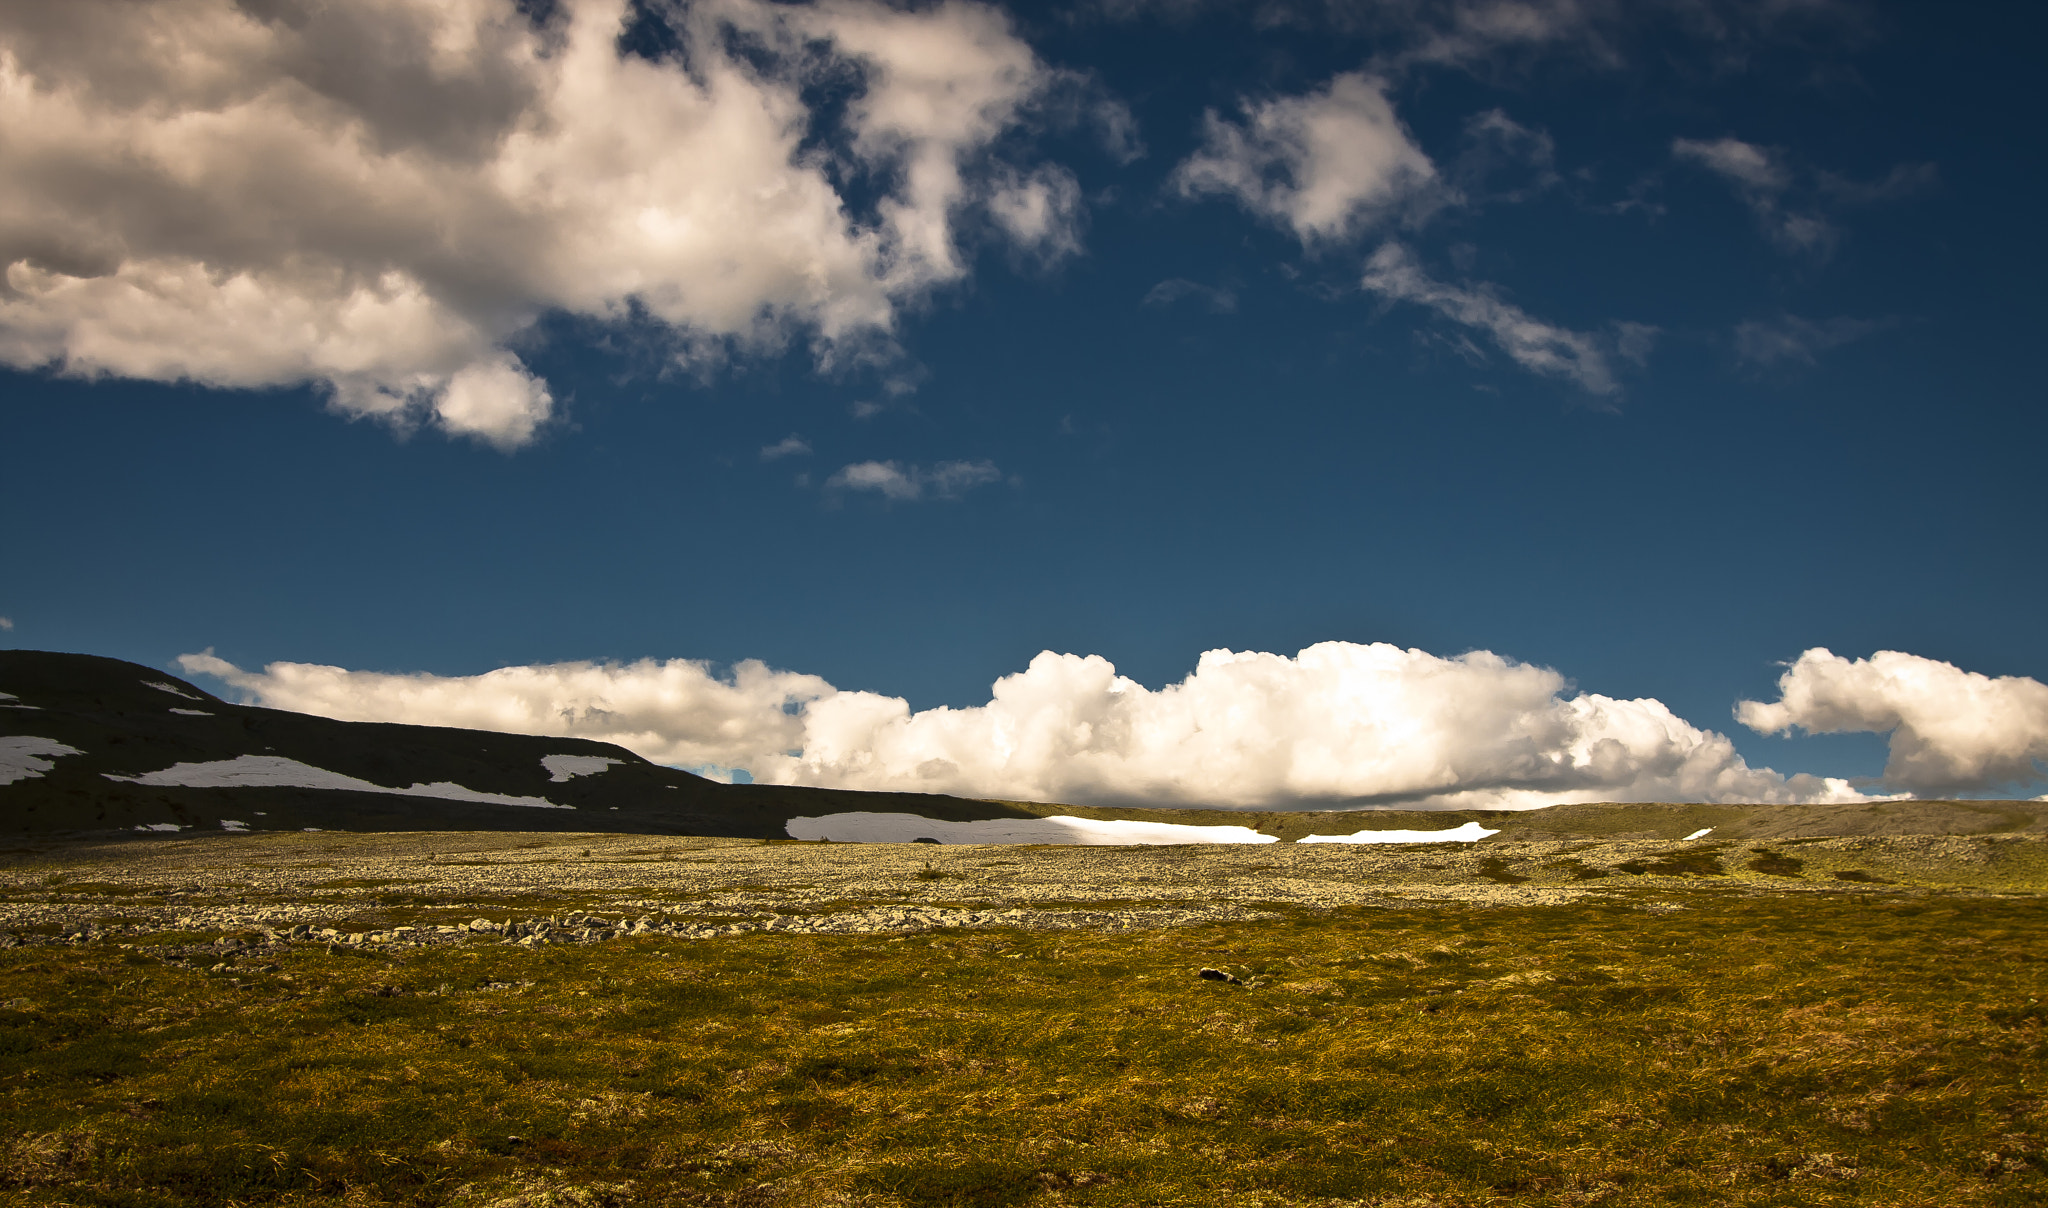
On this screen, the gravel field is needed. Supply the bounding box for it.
[1,829,2040,961]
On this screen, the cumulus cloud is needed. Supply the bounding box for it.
[759,434,812,461]
[0,0,1072,448]
[178,650,831,772]
[1361,243,1632,394]
[0,617,12,630]
[1172,72,1439,244]
[1737,649,2048,796]
[185,641,1866,811]
[1671,136,1836,255]
[825,458,1003,501]
[1732,314,1886,368]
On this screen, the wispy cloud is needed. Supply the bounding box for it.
[1361,243,1638,395]
[1173,72,1440,244]
[1672,136,1837,255]
[1732,314,1888,368]
[759,434,812,461]
[825,459,1004,502]
[0,617,12,631]
[1142,279,1238,313]
[1452,109,1559,204]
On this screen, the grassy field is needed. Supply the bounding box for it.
[2,888,2044,1207]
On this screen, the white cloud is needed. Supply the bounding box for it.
[986,165,1085,263]
[1172,72,1439,244]
[177,650,832,772]
[1361,243,1629,394]
[185,641,1867,811]
[825,458,1003,501]
[1671,136,1836,255]
[0,0,1070,449]
[759,434,812,461]
[1732,314,1885,368]
[0,616,12,630]
[1673,135,1788,192]
[1737,648,2048,796]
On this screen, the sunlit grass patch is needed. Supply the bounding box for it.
[0,894,2044,1206]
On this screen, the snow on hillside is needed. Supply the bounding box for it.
[542,754,624,782]
[1298,822,1499,844]
[786,812,1281,845]
[1,736,85,785]
[105,754,572,808]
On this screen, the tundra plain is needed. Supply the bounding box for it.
[0,830,2044,1207]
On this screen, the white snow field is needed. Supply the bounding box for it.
[1295,821,1501,844]
[0,691,39,709]
[169,708,214,716]
[541,754,625,782]
[0,736,85,785]
[104,755,572,808]
[1682,827,1714,840]
[786,812,1281,845]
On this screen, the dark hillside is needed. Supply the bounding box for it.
[0,650,1043,838]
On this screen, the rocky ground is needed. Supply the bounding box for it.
[1,829,2041,971]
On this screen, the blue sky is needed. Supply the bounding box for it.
[3,0,2044,805]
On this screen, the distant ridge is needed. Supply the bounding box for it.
[0,650,1050,838]
[5,650,2044,843]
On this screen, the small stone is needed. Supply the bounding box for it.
[1198,968,1242,985]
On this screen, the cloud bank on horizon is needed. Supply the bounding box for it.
[177,641,2048,811]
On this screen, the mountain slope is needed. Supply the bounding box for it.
[0,650,1047,837]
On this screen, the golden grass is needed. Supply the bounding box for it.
[0,892,2043,1206]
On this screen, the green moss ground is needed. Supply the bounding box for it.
[2,893,2044,1207]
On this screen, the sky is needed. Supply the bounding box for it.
[2,0,2045,809]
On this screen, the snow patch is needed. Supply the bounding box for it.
[541,754,625,782]
[0,736,84,785]
[220,819,250,832]
[1296,821,1501,844]
[169,708,213,716]
[144,681,204,701]
[134,823,183,833]
[104,755,572,808]
[785,812,1280,845]
[0,691,37,709]
[401,781,574,808]
[1682,827,1714,840]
